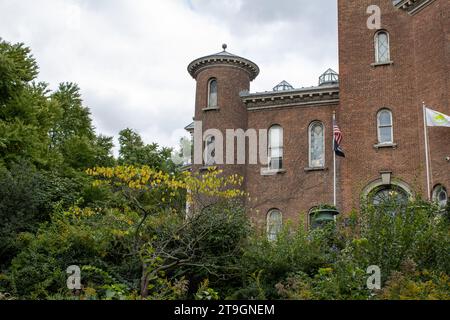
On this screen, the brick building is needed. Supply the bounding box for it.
[185,0,449,234]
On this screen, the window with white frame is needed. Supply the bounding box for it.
[267,209,282,241]
[375,31,390,63]
[268,125,283,170]
[208,79,218,108]
[204,135,216,166]
[377,109,393,144]
[432,185,448,209]
[309,121,325,168]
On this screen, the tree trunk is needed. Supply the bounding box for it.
[140,262,149,298]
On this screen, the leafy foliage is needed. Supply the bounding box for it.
[1,38,448,301]
[118,128,175,172]
[236,199,449,300]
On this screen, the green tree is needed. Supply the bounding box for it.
[0,39,38,103]
[0,39,114,270]
[0,39,114,170]
[0,39,58,168]
[118,128,175,172]
[49,83,115,170]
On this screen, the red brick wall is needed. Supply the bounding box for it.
[192,66,251,187]
[338,0,449,212]
[189,0,449,227]
[246,104,337,227]
[412,1,450,194]
[191,62,340,224]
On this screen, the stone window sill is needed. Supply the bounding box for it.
[374,142,398,149]
[304,167,328,172]
[260,168,287,176]
[371,61,394,67]
[202,106,220,112]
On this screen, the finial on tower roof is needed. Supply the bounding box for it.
[222,43,227,51]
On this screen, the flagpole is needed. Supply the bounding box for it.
[422,102,431,200]
[333,111,337,206]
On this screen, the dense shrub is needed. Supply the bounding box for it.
[357,200,450,278]
[236,221,339,299]
[234,199,449,300]
[379,259,450,300]
[8,207,139,299]
[5,199,251,300]
[0,162,57,268]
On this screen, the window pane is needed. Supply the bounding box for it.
[205,136,216,165]
[379,127,392,143]
[377,33,389,62]
[267,210,282,241]
[269,126,283,169]
[379,111,392,126]
[208,80,217,107]
[269,126,283,148]
[270,156,282,170]
[433,186,448,208]
[372,187,408,206]
[310,123,324,167]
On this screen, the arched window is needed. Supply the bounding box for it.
[208,79,218,108]
[433,185,448,209]
[371,186,408,207]
[377,109,393,144]
[268,125,283,170]
[267,209,282,241]
[204,135,216,166]
[375,31,390,63]
[309,121,325,168]
[370,185,409,216]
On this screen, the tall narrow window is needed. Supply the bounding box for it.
[309,121,325,168]
[204,135,216,166]
[268,125,283,170]
[375,31,390,63]
[267,209,282,241]
[208,79,218,108]
[377,109,393,144]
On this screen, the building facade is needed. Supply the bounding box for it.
[185,0,450,232]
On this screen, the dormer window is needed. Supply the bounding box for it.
[208,79,218,108]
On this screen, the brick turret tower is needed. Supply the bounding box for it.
[187,45,259,181]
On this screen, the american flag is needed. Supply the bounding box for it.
[333,120,345,158]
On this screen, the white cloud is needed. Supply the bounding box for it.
[0,0,338,152]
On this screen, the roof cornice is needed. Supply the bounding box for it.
[187,53,260,81]
[241,85,340,111]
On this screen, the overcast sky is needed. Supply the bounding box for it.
[0,0,338,152]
